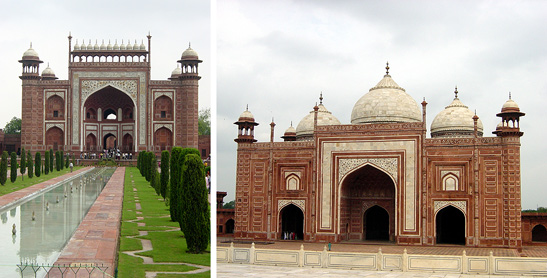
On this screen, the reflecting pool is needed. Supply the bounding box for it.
[0,167,116,278]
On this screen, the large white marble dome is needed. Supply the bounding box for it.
[296,103,341,140]
[430,89,483,138]
[351,70,422,124]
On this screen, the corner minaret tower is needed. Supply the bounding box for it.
[494,93,525,249]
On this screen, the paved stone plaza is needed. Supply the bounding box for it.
[217,263,534,278]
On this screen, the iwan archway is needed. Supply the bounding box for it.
[340,164,396,241]
[82,86,135,151]
[279,204,304,240]
[436,205,465,245]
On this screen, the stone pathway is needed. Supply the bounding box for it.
[121,172,210,278]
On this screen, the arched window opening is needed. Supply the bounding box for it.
[286,174,300,191]
[225,219,235,234]
[104,108,117,120]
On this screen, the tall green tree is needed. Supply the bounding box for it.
[198,108,211,135]
[180,154,209,253]
[65,153,69,169]
[178,148,201,232]
[49,149,54,173]
[55,151,61,171]
[3,117,21,134]
[10,152,17,183]
[35,152,41,177]
[0,151,7,185]
[44,151,50,175]
[60,151,64,170]
[169,147,183,222]
[149,153,160,195]
[27,151,33,178]
[20,147,26,181]
[160,150,170,200]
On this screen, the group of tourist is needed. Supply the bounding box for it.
[80,149,133,160]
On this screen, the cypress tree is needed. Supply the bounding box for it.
[150,154,160,195]
[35,152,41,177]
[169,147,183,222]
[0,151,7,185]
[160,150,170,200]
[178,148,201,231]
[10,152,17,183]
[49,149,54,173]
[60,151,64,170]
[20,147,26,181]
[55,151,61,171]
[180,154,209,253]
[44,151,50,175]
[137,151,142,173]
[27,151,33,179]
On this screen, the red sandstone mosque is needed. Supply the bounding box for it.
[18,34,201,155]
[231,64,542,249]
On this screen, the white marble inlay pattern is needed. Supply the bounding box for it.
[338,158,397,183]
[154,91,174,100]
[434,200,466,214]
[278,200,305,213]
[45,90,65,100]
[154,123,173,132]
[81,80,137,101]
[46,123,64,132]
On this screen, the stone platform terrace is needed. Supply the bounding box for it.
[49,167,125,278]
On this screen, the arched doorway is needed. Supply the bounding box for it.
[436,206,465,245]
[86,133,97,151]
[45,127,64,151]
[340,164,395,241]
[280,204,304,240]
[364,205,389,241]
[122,134,133,152]
[225,219,235,234]
[532,225,547,242]
[104,134,117,150]
[154,127,173,151]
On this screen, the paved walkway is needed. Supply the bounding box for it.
[218,237,547,258]
[0,167,92,209]
[217,263,532,278]
[49,167,125,278]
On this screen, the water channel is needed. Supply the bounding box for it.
[0,167,116,278]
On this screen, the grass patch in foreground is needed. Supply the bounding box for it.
[157,272,210,278]
[118,167,210,277]
[137,230,210,266]
[0,166,84,196]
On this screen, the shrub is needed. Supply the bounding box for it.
[44,151,50,175]
[49,149,54,173]
[35,152,41,177]
[60,151,64,170]
[65,154,69,169]
[55,151,61,171]
[10,152,17,183]
[160,150,170,200]
[180,154,209,253]
[27,151,33,178]
[0,151,7,185]
[20,147,26,180]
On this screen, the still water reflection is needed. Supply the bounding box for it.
[0,167,116,278]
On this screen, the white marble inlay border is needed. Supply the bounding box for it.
[434,200,466,215]
[338,158,398,183]
[278,200,305,213]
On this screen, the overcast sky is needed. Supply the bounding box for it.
[0,0,211,129]
[217,0,547,210]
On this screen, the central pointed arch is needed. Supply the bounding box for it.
[436,205,466,245]
[279,204,304,240]
[340,164,396,241]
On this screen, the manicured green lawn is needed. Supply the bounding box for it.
[0,166,84,196]
[117,167,210,277]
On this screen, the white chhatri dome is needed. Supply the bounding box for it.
[42,64,55,76]
[22,44,39,59]
[238,108,255,122]
[181,44,199,58]
[430,88,483,138]
[351,65,422,124]
[296,97,341,140]
[171,65,182,76]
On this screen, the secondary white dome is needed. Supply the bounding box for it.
[181,45,198,58]
[431,90,483,138]
[296,103,341,140]
[351,70,421,124]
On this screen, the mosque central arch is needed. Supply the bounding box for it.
[340,164,396,241]
[83,86,135,151]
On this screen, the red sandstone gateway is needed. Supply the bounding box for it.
[18,34,201,156]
